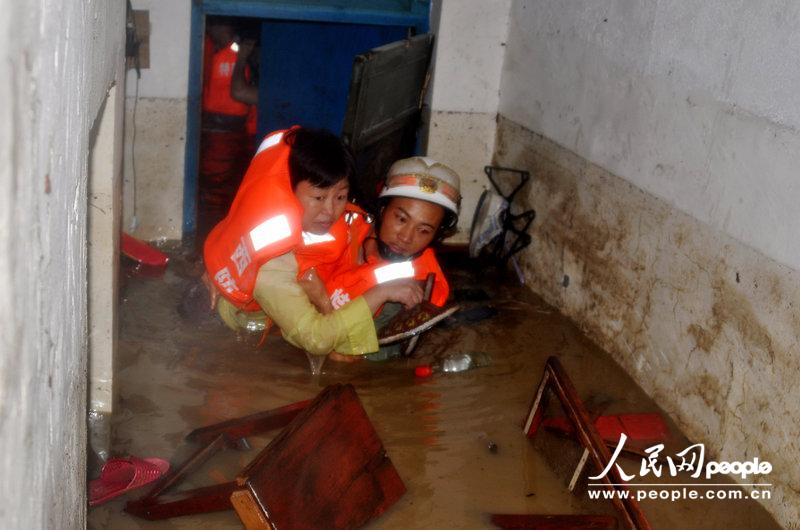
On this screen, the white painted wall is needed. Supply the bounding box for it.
[125,0,192,99]
[499,0,800,270]
[428,0,510,114]
[0,0,126,527]
[124,0,191,240]
[425,0,511,242]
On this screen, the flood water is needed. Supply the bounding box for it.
[88,249,780,529]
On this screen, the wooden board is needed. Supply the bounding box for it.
[378,301,459,345]
[235,384,406,529]
[126,385,404,528]
[523,358,651,530]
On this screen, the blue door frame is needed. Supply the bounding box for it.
[183,0,430,240]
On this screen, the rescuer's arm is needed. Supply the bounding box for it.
[361,229,381,264]
[298,267,334,315]
[230,39,258,105]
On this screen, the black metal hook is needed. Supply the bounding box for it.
[479,166,536,265]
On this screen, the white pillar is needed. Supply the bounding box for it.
[88,71,125,462]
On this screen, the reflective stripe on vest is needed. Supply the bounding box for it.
[256,131,284,155]
[301,232,336,246]
[324,247,449,310]
[373,261,415,283]
[250,214,292,251]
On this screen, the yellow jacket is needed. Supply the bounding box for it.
[217,252,379,356]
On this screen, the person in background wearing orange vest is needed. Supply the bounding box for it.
[297,157,461,361]
[203,127,425,357]
[203,17,251,130]
[197,17,256,243]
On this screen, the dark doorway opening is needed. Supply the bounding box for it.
[185,1,430,248]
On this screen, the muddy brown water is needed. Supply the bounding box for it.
[88,250,780,529]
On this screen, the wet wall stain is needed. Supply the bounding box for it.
[688,276,776,365]
[494,115,800,526]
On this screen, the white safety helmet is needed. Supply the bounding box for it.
[379,157,462,226]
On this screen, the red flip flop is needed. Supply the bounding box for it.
[121,232,169,268]
[89,456,169,506]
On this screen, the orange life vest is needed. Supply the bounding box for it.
[204,129,303,311]
[323,215,449,310]
[203,42,250,117]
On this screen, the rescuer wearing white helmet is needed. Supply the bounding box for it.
[373,156,462,261]
[310,156,462,323]
[293,156,461,362]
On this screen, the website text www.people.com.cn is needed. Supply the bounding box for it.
[588,484,772,502]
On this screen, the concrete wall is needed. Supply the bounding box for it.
[500,0,800,270]
[124,0,191,241]
[425,0,511,242]
[496,1,800,525]
[88,82,125,464]
[0,0,126,527]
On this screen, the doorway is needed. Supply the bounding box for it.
[185,0,430,247]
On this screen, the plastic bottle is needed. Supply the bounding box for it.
[414,352,492,377]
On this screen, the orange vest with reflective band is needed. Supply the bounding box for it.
[203,43,250,117]
[294,204,369,283]
[323,215,449,310]
[204,129,302,310]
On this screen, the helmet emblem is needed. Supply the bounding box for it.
[418,176,438,194]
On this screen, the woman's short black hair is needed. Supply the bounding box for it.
[284,127,355,190]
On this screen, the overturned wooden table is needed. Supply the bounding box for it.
[126,383,406,529]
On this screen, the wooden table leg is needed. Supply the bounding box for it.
[523,357,651,530]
